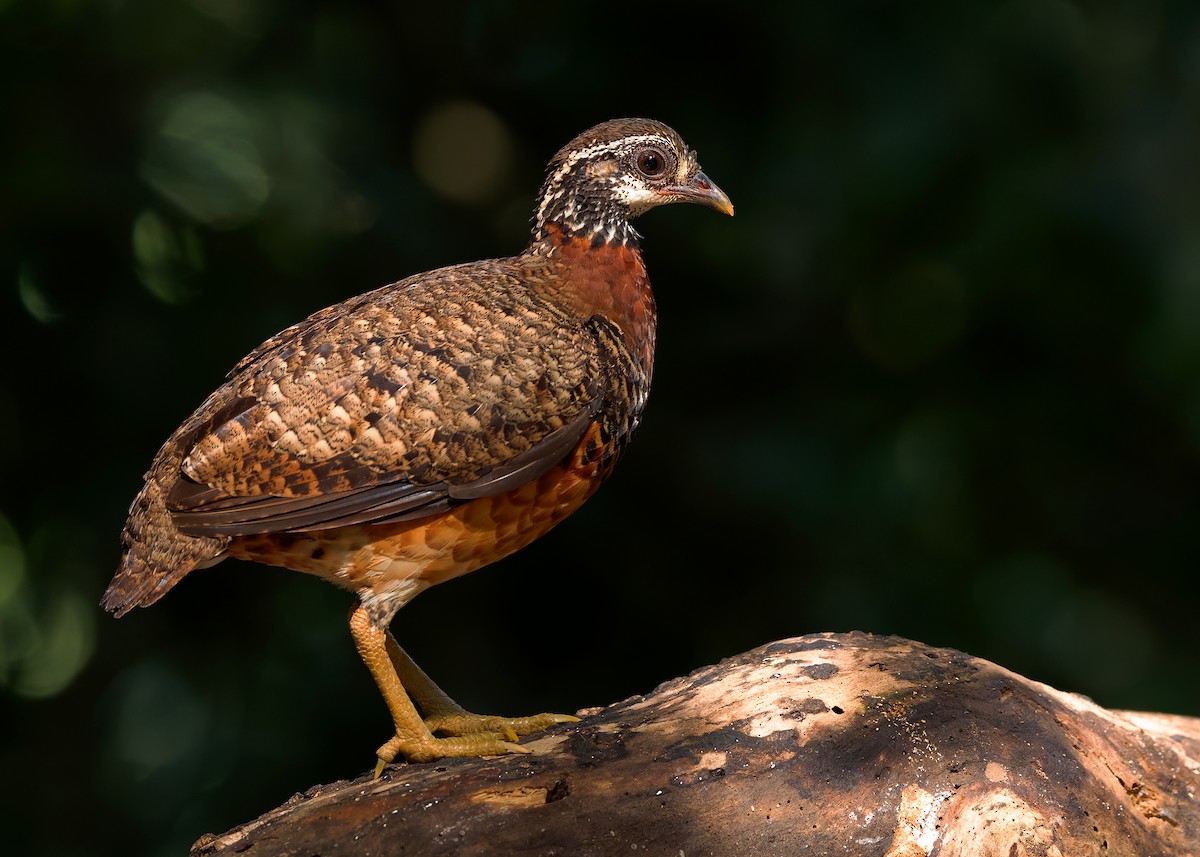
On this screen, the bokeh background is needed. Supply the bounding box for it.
[3,1,1199,854]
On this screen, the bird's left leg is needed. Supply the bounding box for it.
[383,632,580,741]
[350,604,526,777]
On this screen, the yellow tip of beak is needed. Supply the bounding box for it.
[678,170,734,216]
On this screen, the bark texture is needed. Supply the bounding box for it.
[192,633,1200,856]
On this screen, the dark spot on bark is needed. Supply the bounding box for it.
[546,777,570,803]
[789,638,843,654]
[796,698,829,714]
[831,706,844,714]
[566,727,629,767]
[804,663,839,680]
[311,546,325,560]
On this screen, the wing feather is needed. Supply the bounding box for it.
[165,261,604,535]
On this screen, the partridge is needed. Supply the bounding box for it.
[102,118,733,773]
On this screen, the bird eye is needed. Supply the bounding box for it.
[636,148,667,177]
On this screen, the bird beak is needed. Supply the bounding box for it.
[667,170,735,216]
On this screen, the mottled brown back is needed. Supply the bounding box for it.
[102,256,632,615]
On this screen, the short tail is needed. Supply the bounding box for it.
[103,476,229,617]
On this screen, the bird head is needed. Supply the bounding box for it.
[532,118,733,249]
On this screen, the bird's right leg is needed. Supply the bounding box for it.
[348,604,524,777]
[383,632,579,741]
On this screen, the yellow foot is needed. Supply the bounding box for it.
[424,711,581,741]
[354,616,583,778]
[373,731,532,777]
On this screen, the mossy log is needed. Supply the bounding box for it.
[192,633,1200,856]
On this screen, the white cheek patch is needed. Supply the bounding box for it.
[615,180,663,216]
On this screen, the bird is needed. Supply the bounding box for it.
[102,117,733,776]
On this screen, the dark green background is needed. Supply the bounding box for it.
[3,1,1198,854]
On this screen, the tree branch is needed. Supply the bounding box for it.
[192,633,1200,856]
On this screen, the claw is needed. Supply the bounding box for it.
[497,721,519,742]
